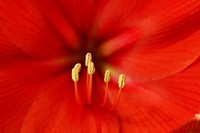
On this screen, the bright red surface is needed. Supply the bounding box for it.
[0,0,200,132]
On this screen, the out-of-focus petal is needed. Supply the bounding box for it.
[135,0,200,38]
[57,0,96,37]
[107,29,200,81]
[96,0,200,39]
[0,0,69,58]
[20,74,120,133]
[96,0,200,81]
[95,0,150,38]
[33,0,97,48]
[115,58,200,132]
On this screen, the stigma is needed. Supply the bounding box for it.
[71,52,126,110]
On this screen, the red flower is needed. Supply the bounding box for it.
[0,0,200,132]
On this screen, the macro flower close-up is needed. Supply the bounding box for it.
[0,0,200,133]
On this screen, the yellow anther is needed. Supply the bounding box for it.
[72,68,79,82]
[88,62,95,75]
[118,74,126,89]
[195,113,200,120]
[74,63,81,72]
[104,70,111,83]
[85,53,92,66]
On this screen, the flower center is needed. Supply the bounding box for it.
[71,52,126,110]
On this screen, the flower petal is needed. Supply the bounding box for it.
[107,29,200,81]
[21,74,120,133]
[0,0,68,58]
[97,0,200,81]
[115,58,200,132]
[57,0,96,36]
[33,0,96,48]
[96,0,200,39]
[0,65,59,132]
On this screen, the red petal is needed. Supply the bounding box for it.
[135,0,200,38]
[0,55,68,132]
[96,0,200,39]
[21,74,120,133]
[0,0,68,58]
[108,29,200,81]
[95,0,151,38]
[33,0,96,48]
[96,0,200,81]
[115,58,200,132]
[58,0,96,36]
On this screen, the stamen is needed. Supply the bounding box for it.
[88,62,95,75]
[87,62,95,104]
[195,113,200,121]
[85,52,92,66]
[101,70,111,107]
[74,63,81,72]
[85,53,92,95]
[104,70,111,83]
[72,67,81,105]
[118,74,126,89]
[72,68,79,82]
[71,53,125,110]
[110,74,126,111]
[74,80,81,105]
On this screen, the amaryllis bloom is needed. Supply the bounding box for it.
[0,0,200,132]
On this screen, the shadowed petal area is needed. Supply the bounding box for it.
[57,0,96,37]
[170,119,200,133]
[32,0,97,49]
[115,58,200,132]
[20,74,120,133]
